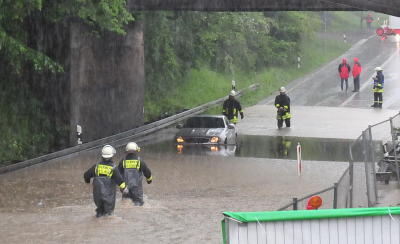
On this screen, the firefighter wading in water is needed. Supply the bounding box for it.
[275,87,291,129]
[118,142,152,206]
[222,90,244,124]
[84,145,128,217]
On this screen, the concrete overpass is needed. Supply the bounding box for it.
[128,0,400,17]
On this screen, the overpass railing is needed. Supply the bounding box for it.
[278,111,400,210]
[0,84,259,174]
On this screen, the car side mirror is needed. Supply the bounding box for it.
[228,123,235,129]
[176,123,183,129]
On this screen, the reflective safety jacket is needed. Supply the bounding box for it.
[84,160,126,205]
[373,71,384,93]
[118,153,152,189]
[275,94,291,120]
[222,98,243,124]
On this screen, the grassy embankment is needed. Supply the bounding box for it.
[156,12,370,116]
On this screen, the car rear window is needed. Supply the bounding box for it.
[183,117,225,128]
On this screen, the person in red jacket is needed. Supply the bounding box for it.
[338,58,351,92]
[352,57,362,92]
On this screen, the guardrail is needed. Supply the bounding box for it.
[0,84,259,174]
[278,111,400,210]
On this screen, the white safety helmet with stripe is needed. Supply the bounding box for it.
[229,90,236,96]
[279,86,287,93]
[375,67,383,71]
[101,145,116,159]
[125,142,140,152]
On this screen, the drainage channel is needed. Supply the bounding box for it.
[142,135,382,162]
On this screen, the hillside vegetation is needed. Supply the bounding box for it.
[0,9,381,164]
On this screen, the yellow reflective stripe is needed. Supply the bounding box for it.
[95,164,113,177]
[119,182,126,189]
[146,176,153,182]
[275,104,280,107]
[283,106,288,109]
[230,117,238,123]
[239,110,243,113]
[282,113,292,119]
[123,160,140,169]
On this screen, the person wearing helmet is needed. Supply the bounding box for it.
[338,58,351,92]
[118,142,152,206]
[275,87,291,129]
[84,145,128,217]
[222,90,244,124]
[371,67,384,108]
[352,58,362,92]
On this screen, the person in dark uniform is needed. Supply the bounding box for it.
[84,145,128,217]
[275,87,291,129]
[222,90,244,124]
[118,142,152,206]
[371,67,384,108]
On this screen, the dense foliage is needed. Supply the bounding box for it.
[0,0,133,163]
[144,12,320,119]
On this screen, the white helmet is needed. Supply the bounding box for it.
[279,86,286,93]
[125,142,140,152]
[101,145,116,159]
[229,90,236,96]
[375,67,383,71]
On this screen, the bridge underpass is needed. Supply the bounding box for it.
[128,0,400,17]
[2,24,400,242]
[3,2,400,243]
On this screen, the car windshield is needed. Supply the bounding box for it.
[183,117,225,128]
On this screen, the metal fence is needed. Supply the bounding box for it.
[278,112,400,210]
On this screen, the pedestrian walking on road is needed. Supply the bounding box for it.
[338,58,351,92]
[275,87,291,129]
[366,13,374,30]
[118,142,152,206]
[371,67,384,108]
[84,145,128,217]
[223,90,244,124]
[352,58,362,92]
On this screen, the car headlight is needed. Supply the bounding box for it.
[176,136,184,143]
[210,136,220,143]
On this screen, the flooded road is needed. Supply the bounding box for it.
[1,34,395,243]
[0,138,348,243]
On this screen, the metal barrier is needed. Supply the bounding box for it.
[0,84,259,174]
[278,111,400,210]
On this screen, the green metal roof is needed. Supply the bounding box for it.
[223,207,400,223]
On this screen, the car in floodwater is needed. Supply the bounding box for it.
[174,115,237,154]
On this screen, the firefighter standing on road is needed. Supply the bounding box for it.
[338,58,351,92]
[371,67,384,108]
[275,87,291,129]
[352,58,362,92]
[222,90,244,124]
[118,142,152,206]
[84,145,128,217]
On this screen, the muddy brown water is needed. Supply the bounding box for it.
[0,138,348,243]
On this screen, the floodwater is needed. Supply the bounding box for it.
[0,136,348,243]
